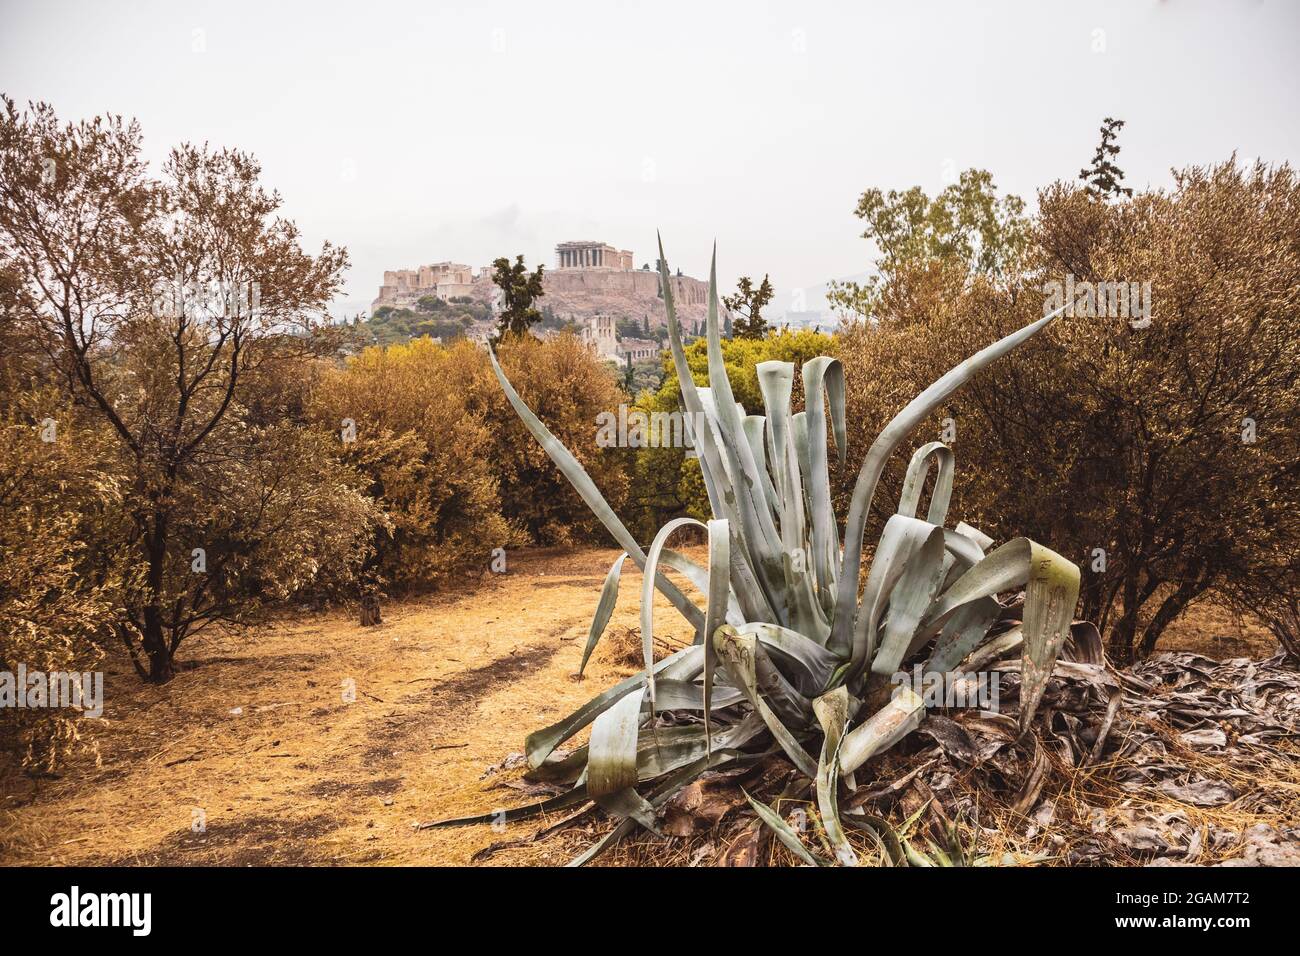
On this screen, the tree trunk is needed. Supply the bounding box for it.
[1136,579,1203,659]
[141,512,175,684]
[1264,601,1300,666]
[360,591,382,627]
[1107,563,1142,665]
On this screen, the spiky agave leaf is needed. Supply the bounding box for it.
[427,239,1085,866]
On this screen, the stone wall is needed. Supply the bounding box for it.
[374,260,720,331]
[540,267,716,330]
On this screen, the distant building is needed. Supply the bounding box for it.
[373,262,486,310]
[618,337,659,363]
[556,240,634,271]
[784,310,827,331]
[580,314,619,360]
[373,239,718,332]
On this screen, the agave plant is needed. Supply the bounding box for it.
[433,239,1081,866]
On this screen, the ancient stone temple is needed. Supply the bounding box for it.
[372,240,718,331]
[373,262,486,309]
[556,241,634,271]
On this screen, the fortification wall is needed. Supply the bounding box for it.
[539,268,716,328]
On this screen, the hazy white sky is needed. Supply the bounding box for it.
[2,0,1297,318]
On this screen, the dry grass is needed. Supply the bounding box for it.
[0,547,696,866]
[0,546,1289,867]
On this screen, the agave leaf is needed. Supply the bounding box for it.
[897,441,954,525]
[743,789,828,867]
[588,686,663,832]
[489,349,704,634]
[637,711,766,779]
[839,686,926,776]
[524,645,701,767]
[422,783,592,828]
[578,553,629,676]
[641,517,708,709]
[802,356,846,601]
[904,841,937,867]
[812,686,859,866]
[830,306,1070,655]
[587,686,645,798]
[736,621,840,695]
[756,360,795,496]
[954,520,994,550]
[844,513,938,671]
[714,626,818,778]
[923,537,1039,629]
[742,413,780,514]
[925,595,1002,674]
[870,525,949,677]
[963,624,1024,673]
[1018,543,1081,733]
[652,678,745,712]
[702,517,731,752]
[943,527,986,570]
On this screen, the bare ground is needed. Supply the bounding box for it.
[0,547,1279,867]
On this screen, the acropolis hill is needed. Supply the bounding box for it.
[372,240,717,330]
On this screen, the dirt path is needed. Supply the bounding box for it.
[0,547,695,866]
[0,547,1275,867]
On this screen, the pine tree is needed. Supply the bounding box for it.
[1081,117,1133,200]
[724,274,775,339]
[490,255,546,342]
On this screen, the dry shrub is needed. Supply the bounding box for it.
[0,395,121,772]
[312,331,629,590]
[313,336,518,591]
[489,333,630,545]
[838,160,1300,661]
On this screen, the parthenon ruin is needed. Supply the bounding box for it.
[556,241,634,271]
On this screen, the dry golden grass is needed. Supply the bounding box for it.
[0,547,696,866]
[0,546,1287,867]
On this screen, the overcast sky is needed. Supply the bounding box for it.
[2,0,1297,318]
